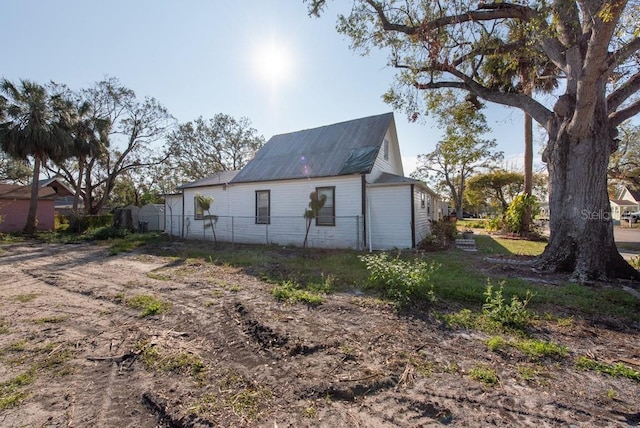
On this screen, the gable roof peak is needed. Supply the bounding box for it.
[231,112,396,183]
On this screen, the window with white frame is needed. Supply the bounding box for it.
[194,197,204,220]
[316,186,335,226]
[255,190,270,224]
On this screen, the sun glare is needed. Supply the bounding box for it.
[254,40,293,84]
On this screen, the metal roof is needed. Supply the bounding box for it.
[369,172,439,195]
[231,113,394,183]
[177,170,239,190]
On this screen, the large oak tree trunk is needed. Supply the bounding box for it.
[534,99,639,282]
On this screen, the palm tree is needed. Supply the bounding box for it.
[0,79,73,234]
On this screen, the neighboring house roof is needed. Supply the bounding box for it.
[0,178,73,200]
[627,188,640,202]
[610,199,639,206]
[231,112,394,183]
[177,170,240,190]
[38,177,75,196]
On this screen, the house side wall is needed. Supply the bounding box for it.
[370,128,404,181]
[164,195,183,237]
[413,187,432,245]
[367,185,413,250]
[177,176,364,249]
[0,199,55,233]
[181,186,233,241]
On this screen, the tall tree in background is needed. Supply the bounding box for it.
[466,170,547,215]
[164,114,265,187]
[0,79,73,233]
[467,170,525,215]
[309,0,640,281]
[49,77,174,214]
[0,152,31,184]
[609,122,640,191]
[412,95,502,218]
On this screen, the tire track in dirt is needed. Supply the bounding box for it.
[0,245,162,428]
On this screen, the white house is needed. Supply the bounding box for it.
[610,186,640,221]
[164,113,441,250]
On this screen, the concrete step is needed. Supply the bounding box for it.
[455,238,477,252]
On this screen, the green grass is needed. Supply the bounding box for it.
[468,366,499,386]
[33,316,68,324]
[13,293,38,303]
[125,294,171,317]
[486,336,568,360]
[271,281,326,306]
[0,369,36,411]
[0,317,10,334]
[475,235,547,256]
[576,357,640,381]
[146,271,171,281]
[138,342,204,376]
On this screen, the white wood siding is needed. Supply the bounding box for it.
[164,195,183,237]
[181,186,233,241]
[370,128,404,181]
[367,185,413,250]
[177,175,365,248]
[413,187,431,245]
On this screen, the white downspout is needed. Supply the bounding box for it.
[367,189,373,253]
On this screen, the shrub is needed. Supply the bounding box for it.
[87,226,129,240]
[74,214,114,233]
[420,220,457,250]
[485,216,504,232]
[360,252,439,307]
[504,194,540,235]
[54,214,70,232]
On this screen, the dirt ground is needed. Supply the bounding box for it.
[0,241,639,427]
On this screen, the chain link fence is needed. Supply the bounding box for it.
[164,214,364,250]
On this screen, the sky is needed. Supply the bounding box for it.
[2,0,532,176]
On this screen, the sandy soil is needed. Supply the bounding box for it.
[0,241,639,427]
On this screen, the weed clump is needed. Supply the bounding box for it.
[482,281,534,330]
[271,281,325,306]
[360,252,439,307]
[125,294,171,317]
[576,357,640,382]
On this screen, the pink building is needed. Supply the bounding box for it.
[0,178,73,233]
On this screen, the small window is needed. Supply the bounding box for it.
[316,187,335,226]
[256,190,270,224]
[194,197,204,220]
[383,138,389,160]
[420,191,426,209]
